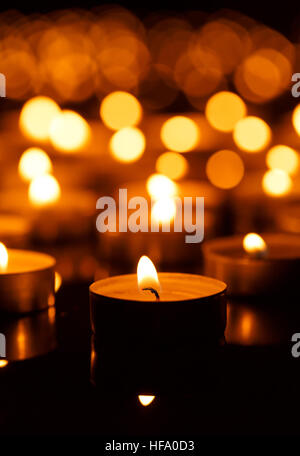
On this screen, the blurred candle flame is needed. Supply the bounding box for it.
[49,110,90,153]
[266,145,299,176]
[262,169,292,197]
[243,233,267,258]
[110,127,145,163]
[28,174,61,207]
[160,116,199,152]
[0,242,8,270]
[146,174,178,201]
[0,360,8,368]
[137,256,160,296]
[151,197,176,223]
[18,147,53,182]
[155,152,188,180]
[138,395,155,406]
[19,96,61,141]
[54,272,62,293]
[100,91,142,130]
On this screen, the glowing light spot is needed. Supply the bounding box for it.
[110,127,145,163]
[156,152,188,180]
[161,116,199,152]
[0,242,8,270]
[206,150,244,189]
[241,313,253,340]
[28,174,61,207]
[55,272,62,293]
[18,147,52,182]
[205,91,247,132]
[233,116,271,152]
[151,197,177,223]
[137,256,160,295]
[243,233,267,258]
[138,395,155,406]
[0,360,8,368]
[292,104,300,136]
[146,174,178,200]
[262,169,292,197]
[19,96,61,141]
[266,145,299,176]
[49,110,90,152]
[100,91,142,130]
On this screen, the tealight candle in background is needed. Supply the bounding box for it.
[203,233,300,297]
[0,181,96,244]
[0,242,56,313]
[90,256,227,390]
[97,177,225,272]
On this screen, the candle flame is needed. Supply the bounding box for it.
[49,110,90,153]
[262,169,292,197]
[243,233,267,258]
[0,360,8,368]
[137,256,160,297]
[151,197,176,223]
[18,147,53,182]
[138,395,155,406]
[54,272,62,293]
[0,242,8,270]
[146,174,178,201]
[28,174,61,207]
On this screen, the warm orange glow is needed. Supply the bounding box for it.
[206,150,244,189]
[146,174,178,200]
[18,147,53,182]
[110,127,145,163]
[292,104,300,136]
[138,395,155,406]
[19,96,61,141]
[235,49,291,103]
[262,169,292,197]
[155,152,188,180]
[0,360,8,368]
[100,91,142,130]
[49,110,90,152]
[243,233,267,258]
[151,197,176,223]
[266,145,299,176]
[0,242,8,270]
[28,174,61,207]
[137,256,160,295]
[160,116,199,152]
[241,313,253,340]
[205,91,247,132]
[233,116,271,152]
[55,272,62,293]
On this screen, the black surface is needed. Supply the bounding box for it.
[1,280,300,436]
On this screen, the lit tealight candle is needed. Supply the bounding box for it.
[203,233,300,296]
[89,255,227,387]
[138,395,155,406]
[0,242,56,313]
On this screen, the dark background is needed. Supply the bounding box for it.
[2,1,300,37]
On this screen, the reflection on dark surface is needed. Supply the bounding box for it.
[0,280,300,435]
[0,306,57,361]
[226,297,300,346]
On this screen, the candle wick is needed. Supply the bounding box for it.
[142,287,160,300]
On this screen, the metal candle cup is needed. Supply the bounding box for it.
[90,273,227,352]
[203,234,300,297]
[90,272,226,389]
[0,249,56,313]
